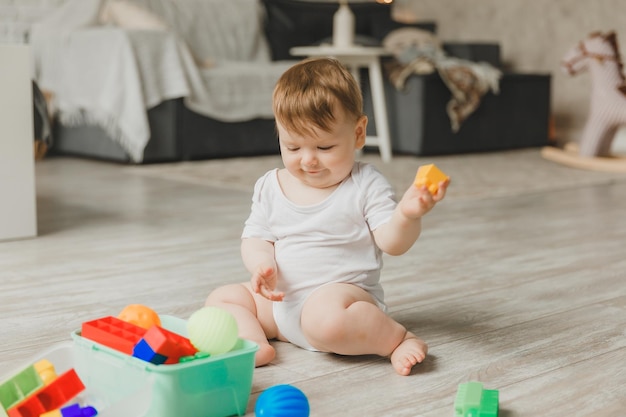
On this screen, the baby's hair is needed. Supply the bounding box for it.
[273,57,364,137]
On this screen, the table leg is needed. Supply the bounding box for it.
[367,59,392,162]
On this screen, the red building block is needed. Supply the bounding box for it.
[6,369,84,417]
[141,325,198,364]
[81,316,146,355]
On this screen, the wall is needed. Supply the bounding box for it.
[394,0,626,144]
[0,0,66,43]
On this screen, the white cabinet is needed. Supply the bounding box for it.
[0,45,37,241]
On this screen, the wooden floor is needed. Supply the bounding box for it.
[1,154,625,416]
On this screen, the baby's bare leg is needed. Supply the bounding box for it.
[300,283,427,376]
[205,283,279,367]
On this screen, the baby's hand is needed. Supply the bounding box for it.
[251,265,284,301]
[400,178,449,219]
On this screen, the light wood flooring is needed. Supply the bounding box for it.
[1,153,625,416]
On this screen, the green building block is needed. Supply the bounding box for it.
[0,364,43,411]
[454,381,499,417]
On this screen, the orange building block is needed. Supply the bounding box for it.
[414,164,449,194]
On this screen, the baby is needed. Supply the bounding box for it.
[206,57,448,376]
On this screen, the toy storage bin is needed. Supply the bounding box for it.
[71,315,258,417]
[382,72,551,156]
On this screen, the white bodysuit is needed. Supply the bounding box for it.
[241,162,397,350]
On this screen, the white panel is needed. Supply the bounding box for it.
[0,44,37,241]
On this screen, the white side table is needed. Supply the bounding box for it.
[0,45,37,241]
[290,45,393,162]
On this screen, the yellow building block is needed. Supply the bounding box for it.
[34,359,57,385]
[414,164,449,194]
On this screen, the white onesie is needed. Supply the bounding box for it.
[241,162,397,350]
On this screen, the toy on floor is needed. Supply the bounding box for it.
[187,307,239,355]
[1,307,254,417]
[0,360,96,417]
[73,311,257,417]
[454,381,499,417]
[414,164,450,194]
[118,304,161,329]
[542,30,626,172]
[255,384,310,417]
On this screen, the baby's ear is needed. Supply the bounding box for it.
[354,115,368,149]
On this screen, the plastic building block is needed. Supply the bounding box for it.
[0,364,43,410]
[34,359,57,385]
[81,316,146,355]
[414,164,450,194]
[454,381,499,417]
[132,339,168,365]
[178,351,211,363]
[135,325,197,364]
[40,404,97,417]
[7,369,85,417]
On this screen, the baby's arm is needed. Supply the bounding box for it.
[241,237,284,301]
[373,179,449,256]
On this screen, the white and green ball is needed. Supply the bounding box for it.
[187,307,239,355]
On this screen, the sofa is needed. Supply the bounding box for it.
[38,0,550,163]
[36,0,298,163]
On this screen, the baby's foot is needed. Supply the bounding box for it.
[255,342,276,367]
[390,332,428,376]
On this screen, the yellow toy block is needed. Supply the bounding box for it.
[34,359,57,385]
[414,164,449,194]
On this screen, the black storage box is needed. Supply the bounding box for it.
[386,72,551,156]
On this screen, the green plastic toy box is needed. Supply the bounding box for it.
[71,315,258,417]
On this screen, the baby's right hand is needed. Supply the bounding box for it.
[251,265,284,301]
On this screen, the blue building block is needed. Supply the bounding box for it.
[454,381,499,417]
[60,404,98,417]
[132,339,167,365]
[40,404,98,417]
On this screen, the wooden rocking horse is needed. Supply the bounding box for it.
[542,31,626,172]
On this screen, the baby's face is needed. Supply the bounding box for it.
[277,109,366,190]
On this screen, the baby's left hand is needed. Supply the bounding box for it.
[399,179,449,219]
